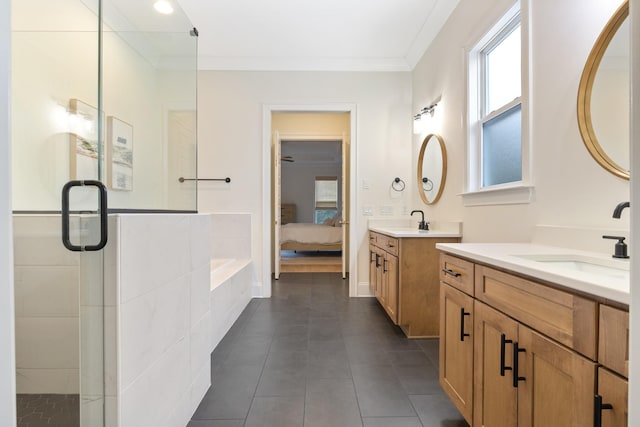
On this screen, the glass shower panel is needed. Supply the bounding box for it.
[12,1,105,426]
[102,0,198,211]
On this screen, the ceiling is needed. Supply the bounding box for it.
[175,0,460,71]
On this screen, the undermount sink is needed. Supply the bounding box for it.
[513,253,629,278]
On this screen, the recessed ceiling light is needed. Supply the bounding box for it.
[154,0,174,15]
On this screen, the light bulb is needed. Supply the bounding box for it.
[154,0,174,15]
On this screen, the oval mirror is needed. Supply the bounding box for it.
[577,0,629,179]
[417,134,447,205]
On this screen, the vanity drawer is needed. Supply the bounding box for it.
[439,254,475,296]
[370,232,398,256]
[475,265,597,359]
[599,305,629,377]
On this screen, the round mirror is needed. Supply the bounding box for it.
[417,134,447,205]
[577,0,629,180]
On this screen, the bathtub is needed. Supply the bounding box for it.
[209,258,252,351]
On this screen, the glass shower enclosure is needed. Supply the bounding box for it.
[11,0,197,425]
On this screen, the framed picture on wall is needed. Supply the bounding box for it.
[69,99,103,180]
[107,116,133,191]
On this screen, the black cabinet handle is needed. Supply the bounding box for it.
[500,334,513,376]
[512,342,526,387]
[594,394,613,427]
[442,268,462,278]
[383,259,388,273]
[460,308,470,341]
[61,180,108,252]
[375,254,381,268]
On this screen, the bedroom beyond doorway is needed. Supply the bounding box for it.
[271,112,350,279]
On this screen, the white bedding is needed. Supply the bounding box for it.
[280,223,342,245]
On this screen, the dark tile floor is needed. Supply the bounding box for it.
[190,272,469,427]
[16,394,79,427]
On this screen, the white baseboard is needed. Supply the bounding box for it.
[357,282,373,297]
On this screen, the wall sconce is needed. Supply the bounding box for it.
[413,103,438,134]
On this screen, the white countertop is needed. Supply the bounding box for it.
[369,224,462,238]
[436,243,630,305]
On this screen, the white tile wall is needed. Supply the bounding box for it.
[13,213,212,427]
[210,213,252,259]
[107,213,211,427]
[13,215,80,394]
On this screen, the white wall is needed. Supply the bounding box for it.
[0,0,16,424]
[411,0,630,246]
[197,71,413,295]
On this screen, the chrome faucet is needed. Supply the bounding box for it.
[410,210,429,231]
[613,201,630,218]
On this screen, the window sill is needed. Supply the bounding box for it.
[459,185,534,206]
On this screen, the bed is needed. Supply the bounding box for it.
[280,222,343,251]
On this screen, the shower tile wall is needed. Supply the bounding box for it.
[105,214,212,427]
[13,215,80,394]
[210,213,252,259]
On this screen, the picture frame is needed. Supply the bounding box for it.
[107,116,133,191]
[69,99,103,180]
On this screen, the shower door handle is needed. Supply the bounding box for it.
[61,180,108,252]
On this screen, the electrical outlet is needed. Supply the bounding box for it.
[362,205,374,216]
[362,179,370,190]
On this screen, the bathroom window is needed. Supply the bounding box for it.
[314,176,338,224]
[465,0,532,205]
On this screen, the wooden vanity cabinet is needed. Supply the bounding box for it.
[370,231,460,337]
[440,253,614,427]
[596,305,629,426]
[439,258,475,424]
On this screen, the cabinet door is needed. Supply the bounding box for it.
[597,367,628,427]
[473,301,518,427]
[384,253,398,324]
[440,283,474,424]
[517,326,596,427]
[369,245,377,295]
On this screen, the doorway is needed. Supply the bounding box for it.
[264,108,357,296]
[276,138,346,277]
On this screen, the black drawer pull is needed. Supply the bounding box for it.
[460,308,470,341]
[594,394,613,427]
[500,334,513,376]
[512,342,526,387]
[442,268,462,278]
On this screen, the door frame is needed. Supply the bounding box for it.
[262,104,358,297]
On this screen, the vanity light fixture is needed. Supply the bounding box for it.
[413,103,438,134]
[154,0,174,15]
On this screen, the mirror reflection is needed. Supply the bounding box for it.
[591,19,629,171]
[577,0,629,179]
[417,134,447,205]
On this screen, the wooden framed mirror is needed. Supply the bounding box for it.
[417,134,447,205]
[577,0,629,180]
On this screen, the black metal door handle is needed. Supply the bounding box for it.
[594,394,613,427]
[383,259,388,273]
[512,342,526,387]
[500,334,513,376]
[62,180,108,252]
[460,308,470,341]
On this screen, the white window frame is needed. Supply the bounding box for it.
[464,0,533,206]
